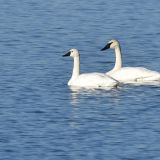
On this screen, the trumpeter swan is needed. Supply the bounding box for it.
[101,39,160,83]
[63,48,118,88]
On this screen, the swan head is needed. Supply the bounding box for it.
[101,39,120,51]
[63,48,79,58]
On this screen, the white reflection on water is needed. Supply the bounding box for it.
[68,81,160,107]
[69,86,122,106]
[68,86,124,129]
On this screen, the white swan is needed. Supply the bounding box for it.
[101,39,160,83]
[63,48,118,88]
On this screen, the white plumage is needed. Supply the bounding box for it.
[63,48,118,88]
[101,39,160,83]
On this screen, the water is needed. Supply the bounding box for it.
[0,0,160,159]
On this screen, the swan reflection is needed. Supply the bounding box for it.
[68,86,122,129]
[69,86,121,106]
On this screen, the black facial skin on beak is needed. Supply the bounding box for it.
[63,51,71,57]
[101,42,112,51]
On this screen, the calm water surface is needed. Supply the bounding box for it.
[0,0,160,160]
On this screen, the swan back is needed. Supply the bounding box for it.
[108,67,160,83]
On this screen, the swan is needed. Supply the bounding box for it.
[101,39,160,83]
[63,48,118,88]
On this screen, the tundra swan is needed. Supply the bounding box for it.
[101,39,160,83]
[63,48,118,88]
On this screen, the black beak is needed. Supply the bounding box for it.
[101,42,112,51]
[63,51,71,57]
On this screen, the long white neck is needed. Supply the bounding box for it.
[112,45,122,72]
[71,56,80,80]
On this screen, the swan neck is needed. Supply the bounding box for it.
[113,45,122,71]
[72,56,80,79]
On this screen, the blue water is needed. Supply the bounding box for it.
[0,0,160,160]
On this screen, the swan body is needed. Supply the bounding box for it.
[107,67,160,83]
[63,48,118,88]
[101,39,160,83]
[68,72,118,87]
